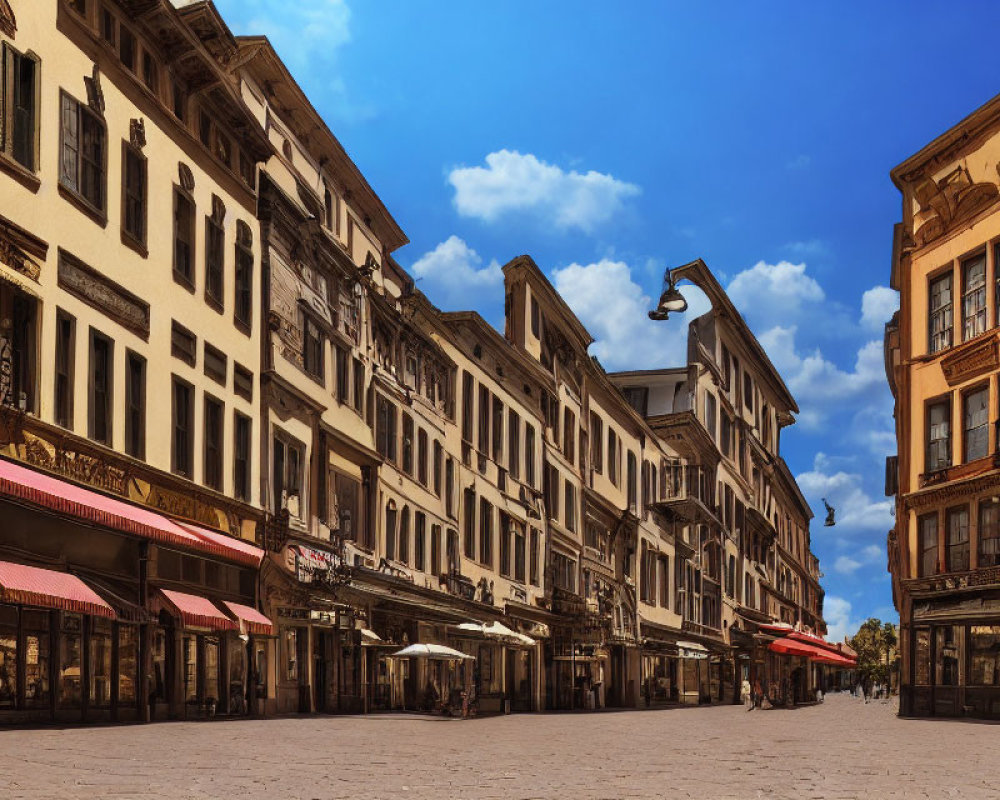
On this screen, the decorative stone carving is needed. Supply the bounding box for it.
[941,336,999,386]
[912,165,999,247]
[0,0,15,38]
[178,162,195,192]
[57,249,151,340]
[84,64,105,116]
[0,225,42,282]
[129,118,146,151]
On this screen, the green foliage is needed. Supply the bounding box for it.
[849,617,899,684]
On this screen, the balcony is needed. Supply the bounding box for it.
[651,465,720,526]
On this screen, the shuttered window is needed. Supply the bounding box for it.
[60,91,106,213]
[2,45,39,171]
[122,143,147,246]
[963,386,989,462]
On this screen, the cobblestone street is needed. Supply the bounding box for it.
[1,693,995,799]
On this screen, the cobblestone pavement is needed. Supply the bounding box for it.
[1,693,997,800]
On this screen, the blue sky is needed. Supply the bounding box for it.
[217,0,1000,641]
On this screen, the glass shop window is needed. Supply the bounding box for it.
[913,628,930,686]
[970,626,1000,686]
[183,634,198,703]
[934,626,961,687]
[89,617,113,708]
[204,637,219,704]
[152,628,167,702]
[59,614,83,708]
[118,625,138,706]
[0,605,16,709]
[255,641,268,699]
[23,623,51,708]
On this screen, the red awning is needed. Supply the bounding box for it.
[222,601,274,636]
[787,632,857,666]
[158,589,237,632]
[0,560,115,619]
[0,458,260,567]
[769,636,856,666]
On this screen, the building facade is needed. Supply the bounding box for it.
[887,89,1000,719]
[0,0,832,725]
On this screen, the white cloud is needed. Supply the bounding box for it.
[551,259,711,371]
[796,453,893,535]
[786,154,811,170]
[834,556,862,575]
[448,150,641,232]
[408,236,502,309]
[725,261,826,332]
[825,595,862,644]
[860,286,899,331]
[833,544,884,575]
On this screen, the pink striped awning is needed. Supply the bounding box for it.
[0,560,115,619]
[222,601,274,636]
[0,458,260,567]
[158,589,237,632]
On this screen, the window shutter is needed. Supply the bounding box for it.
[60,93,79,191]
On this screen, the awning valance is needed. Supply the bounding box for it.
[158,589,237,632]
[0,560,115,619]
[222,601,274,636]
[0,458,261,567]
[389,643,475,661]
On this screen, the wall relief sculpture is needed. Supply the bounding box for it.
[912,165,999,247]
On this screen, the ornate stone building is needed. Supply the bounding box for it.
[887,88,1000,718]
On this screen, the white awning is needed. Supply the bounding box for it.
[454,621,536,647]
[389,643,475,661]
[677,641,709,660]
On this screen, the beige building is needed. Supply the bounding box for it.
[887,87,1000,718]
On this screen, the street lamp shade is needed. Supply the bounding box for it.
[648,283,688,321]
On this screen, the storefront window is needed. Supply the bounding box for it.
[183,635,198,703]
[59,614,83,708]
[90,618,113,707]
[152,628,167,702]
[970,626,1000,686]
[204,637,219,704]
[255,641,268,699]
[914,628,931,686]
[478,644,502,696]
[935,626,960,686]
[118,625,138,706]
[20,618,52,704]
[0,605,17,709]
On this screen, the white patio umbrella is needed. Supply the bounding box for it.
[454,621,536,647]
[389,643,475,661]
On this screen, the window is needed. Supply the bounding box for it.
[142,51,158,93]
[0,286,37,413]
[205,210,225,308]
[234,412,251,502]
[530,296,540,338]
[552,552,576,593]
[88,330,113,445]
[980,500,1000,568]
[623,387,649,416]
[398,507,410,564]
[235,226,253,330]
[508,409,520,479]
[704,392,717,441]
[543,463,559,521]
[60,91,107,214]
[590,413,603,473]
[929,272,953,354]
[659,556,670,608]
[946,506,970,573]
[171,321,197,367]
[353,358,364,412]
[564,480,576,533]
[963,254,987,341]
[384,503,397,561]
[530,528,540,586]
[479,498,493,567]
[417,428,428,486]
[927,399,951,472]
[563,408,575,463]
[376,396,397,463]
[721,414,733,459]
[119,25,136,72]
[445,457,455,518]
[302,315,324,379]
[433,441,443,496]
[173,188,195,286]
[125,351,145,460]
[234,363,253,402]
[500,513,512,577]
[478,385,490,454]
[402,414,414,475]
[608,428,618,486]
[203,395,223,491]
[171,377,194,478]
[414,512,426,572]
[463,488,476,559]
[334,346,349,405]
[963,386,989,462]
[514,524,526,583]
[2,45,39,171]
[272,433,304,517]
[525,425,536,487]
[202,343,227,386]
[627,451,637,513]
[172,82,186,121]
[122,143,147,246]
[54,311,75,429]
[461,371,474,443]
[492,395,504,463]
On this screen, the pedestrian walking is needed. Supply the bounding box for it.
[741,678,752,711]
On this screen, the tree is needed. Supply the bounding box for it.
[849,618,899,688]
